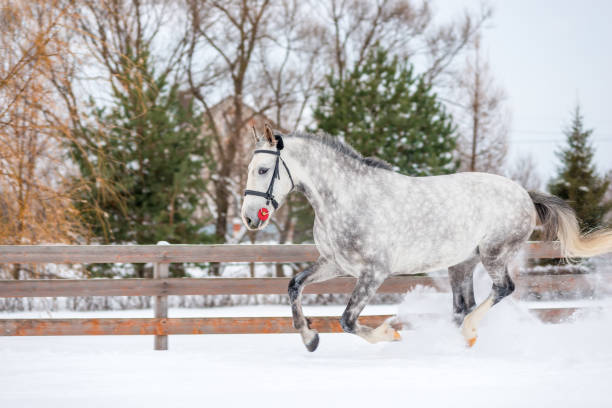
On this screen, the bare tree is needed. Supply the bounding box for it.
[76,0,189,96]
[184,0,279,276]
[0,0,86,278]
[255,1,323,130]
[453,36,509,173]
[186,0,278,241]
[317,0,431,80]
[309,0,491,85]
[507,154,542,192]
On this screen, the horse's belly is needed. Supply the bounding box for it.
[386,208,485,273]
[390,236,478,274]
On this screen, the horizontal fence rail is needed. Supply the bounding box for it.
[0,241,562,264]
[1,316,394,336]
[0,276,444,298]
[1,309,589,337]
[1,275,611,298]
[0,242,609,350]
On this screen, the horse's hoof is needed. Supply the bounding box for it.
[393,330,402,341]
[364,321,402,343]
[466,337,477,347]
[304,331,319,352]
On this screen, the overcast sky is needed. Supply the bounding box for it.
[437,0,612,185]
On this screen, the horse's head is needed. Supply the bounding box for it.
[241,123,294,231]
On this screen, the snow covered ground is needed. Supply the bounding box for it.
[2,282,612,408]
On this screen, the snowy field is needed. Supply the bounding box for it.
[2,280,612,408]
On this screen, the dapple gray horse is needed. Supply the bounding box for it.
[242,124,612,352]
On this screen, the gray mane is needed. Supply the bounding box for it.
[288,131,393,171]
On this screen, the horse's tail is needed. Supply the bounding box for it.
[529,191,612,258]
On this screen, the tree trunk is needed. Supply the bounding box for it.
[12,264,21,280]
[470,66,480,172]
[470,112,478,172]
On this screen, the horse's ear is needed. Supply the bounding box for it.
[263,122,276,146]
[249,119,260,143]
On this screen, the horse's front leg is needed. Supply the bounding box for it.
[340,269,401,344]
[288,258,338,352]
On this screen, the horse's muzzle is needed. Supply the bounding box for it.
[244,216,261,230]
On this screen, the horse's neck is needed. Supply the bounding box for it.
[284,139,346,216]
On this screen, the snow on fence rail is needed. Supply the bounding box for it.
[0,242,609,350]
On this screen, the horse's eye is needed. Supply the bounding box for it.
[258,168,269,175]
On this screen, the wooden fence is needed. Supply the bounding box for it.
[0,242,610,350]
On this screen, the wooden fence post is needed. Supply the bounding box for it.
[154,242,170,350]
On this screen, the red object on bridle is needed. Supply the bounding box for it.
[258,207,270,221]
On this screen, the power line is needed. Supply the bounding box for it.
[511,129,612,137]
[512,139,612,143]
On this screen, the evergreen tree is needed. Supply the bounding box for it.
[72,47,213,276]
[548,105,611,231]
[314,48,458,176]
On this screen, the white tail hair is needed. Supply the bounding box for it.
[529,191,612,258]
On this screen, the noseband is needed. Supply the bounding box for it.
[244,136,294,210]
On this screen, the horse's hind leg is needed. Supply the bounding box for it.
[340,269,400,344]
[288,259,338,352]
[448,252,479,326]
[460,241,519,347]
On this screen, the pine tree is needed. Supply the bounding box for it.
[72,47,213,276]
[548,105,611,231]
[314,48,458,176]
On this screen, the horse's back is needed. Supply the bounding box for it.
[390,171,533,230]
